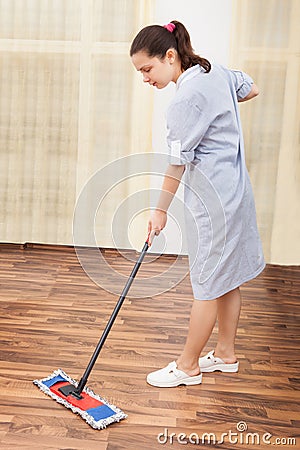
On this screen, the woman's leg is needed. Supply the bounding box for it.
[214,287,241,363]
[176,299,217,376]
[176,287,241,375]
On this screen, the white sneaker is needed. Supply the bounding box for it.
[199,350,239,373]
[147,361,203,388]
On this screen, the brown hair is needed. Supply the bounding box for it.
[130,20,211,73]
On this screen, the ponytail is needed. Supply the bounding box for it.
[130,20,211,73]
[171,21,211,73]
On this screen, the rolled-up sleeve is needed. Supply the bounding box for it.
[229,69,254,100]
[166,98,211,165]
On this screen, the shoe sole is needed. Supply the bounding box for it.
[147,375,203,388]
[201,363,239,373]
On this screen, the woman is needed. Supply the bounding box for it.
[130,21,265,387]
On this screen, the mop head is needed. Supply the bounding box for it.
[33,369,127,429]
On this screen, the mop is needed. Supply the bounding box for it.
[34,237,150,429]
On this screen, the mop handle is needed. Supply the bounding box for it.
[75,237,151,394]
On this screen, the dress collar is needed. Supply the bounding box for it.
[176,64,205,89]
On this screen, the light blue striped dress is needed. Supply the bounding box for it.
[166,64,265,300]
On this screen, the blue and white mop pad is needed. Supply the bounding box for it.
[33,369,127,429]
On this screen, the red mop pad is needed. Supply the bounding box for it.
[34,369,126,429]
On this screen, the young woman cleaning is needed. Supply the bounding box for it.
[130,21,265,388]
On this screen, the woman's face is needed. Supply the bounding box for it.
[131,50,180,89]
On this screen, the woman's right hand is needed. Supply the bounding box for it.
[148,209,167,245]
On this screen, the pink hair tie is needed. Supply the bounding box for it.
[163,23,176,33]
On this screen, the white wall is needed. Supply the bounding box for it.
[150,0,232,255]
[155,0,233,64]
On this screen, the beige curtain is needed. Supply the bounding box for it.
[1,0,299,264]
[0,0,154,248]
[230,0,300,264]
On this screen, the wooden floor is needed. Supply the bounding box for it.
[0,243,299,450]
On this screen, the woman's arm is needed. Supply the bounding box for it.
[238,83,259,102]
[148,164,185,244]
[156,164,185,211]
